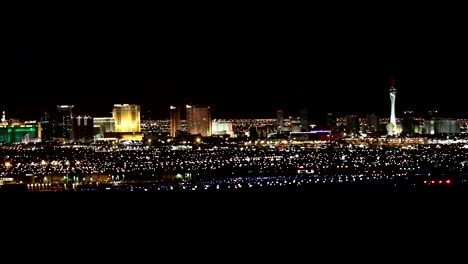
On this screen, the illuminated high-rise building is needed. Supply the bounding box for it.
[186,104,211,137]
[386,80,399,136]
[112,104,141,133]
[170,105,181,138]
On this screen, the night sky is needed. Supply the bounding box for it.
[9,26,468,122]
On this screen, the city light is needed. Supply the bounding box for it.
[1,80,467,193]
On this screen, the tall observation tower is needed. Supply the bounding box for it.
[386,79,398,136]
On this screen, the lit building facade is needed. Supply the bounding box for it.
[112,104,141,133]
[170,105,181,138]
[109,104,142,141]
[212,120,234,137]
[93,117,115,138]
[1,111,6,125]
[0,121,39,144]
[289,117,302,132]
[186,104,211,137]
[424,118,460,135]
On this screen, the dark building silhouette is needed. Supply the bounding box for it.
[257,125,268,139]
[427,110,440,118]
[366,114,379,133]
[72,116,94,141]
[401,110,416,136]
[300,107,309,132]
[277,109,284,128]
[345,114,359,136]
[40,105,74,141]
[326,113,336,130]
[249,126,258,139]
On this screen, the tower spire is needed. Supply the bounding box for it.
[387,79,398,136]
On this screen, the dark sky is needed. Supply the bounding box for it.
[9,24,468,121]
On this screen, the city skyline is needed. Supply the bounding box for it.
[4,31,468,193]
